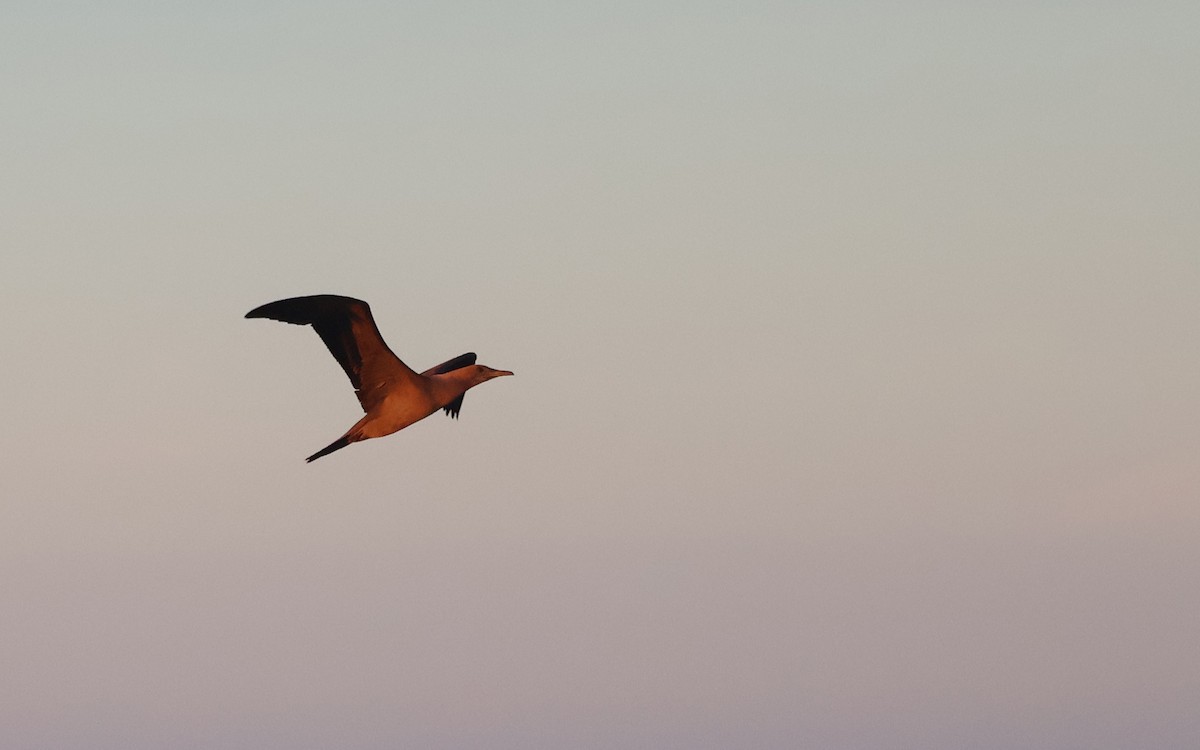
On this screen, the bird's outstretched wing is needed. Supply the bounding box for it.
[246,295,421,412]
[421,352,476,418]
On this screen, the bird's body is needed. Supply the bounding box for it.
[246,295,512,462]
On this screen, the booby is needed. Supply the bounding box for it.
[246,294,513,462]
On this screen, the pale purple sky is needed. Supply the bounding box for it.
[2,2,1199,748]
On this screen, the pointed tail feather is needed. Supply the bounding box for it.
[306,436,350,463]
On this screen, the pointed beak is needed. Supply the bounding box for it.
[498,370,514,377]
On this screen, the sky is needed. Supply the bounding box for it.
[2,2,1198,748]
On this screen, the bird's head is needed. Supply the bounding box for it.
[470,364,514,386]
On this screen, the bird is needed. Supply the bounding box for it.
[246,294,513,462]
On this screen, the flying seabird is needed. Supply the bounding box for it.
[246,294,513,462]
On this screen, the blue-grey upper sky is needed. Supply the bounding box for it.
[3,3,1198,749]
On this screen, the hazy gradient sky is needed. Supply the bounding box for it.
[3,2,1199,749]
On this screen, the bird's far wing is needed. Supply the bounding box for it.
[421,352,476,419]
[421,352,477,376]
[245,295,421,411]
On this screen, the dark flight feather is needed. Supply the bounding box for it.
[422,352,477,418]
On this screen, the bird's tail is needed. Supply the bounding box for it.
[306,436,351,463]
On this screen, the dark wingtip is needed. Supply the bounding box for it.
[244,302,274,319]
[244,296,363,325]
